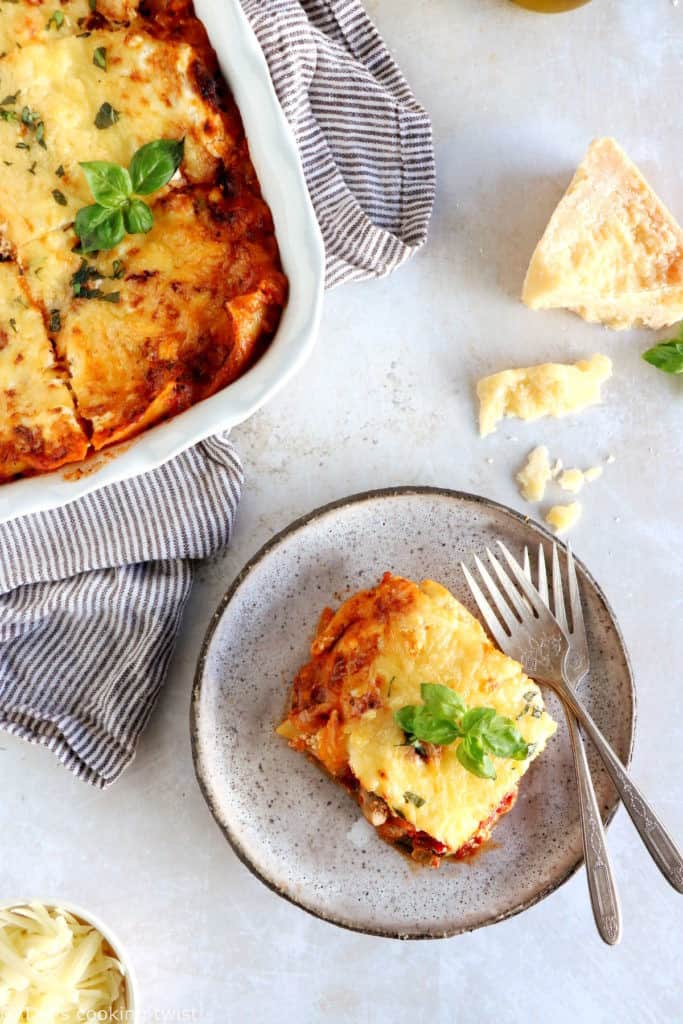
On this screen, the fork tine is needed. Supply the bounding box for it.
[495,541,552,618]
[523,546,531,580]
[537,543,549,604]
[485,548,531,620]
[566,543,586,637]
[461,563,509,649]
[472,554,518,630]
[551,543,569,633]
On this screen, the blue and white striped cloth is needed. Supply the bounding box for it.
[0,0,434,787]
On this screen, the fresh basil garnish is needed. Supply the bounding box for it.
[74,138,183,252]
[79,160,131,208]
[94,102,119,130]
[129,138,184,195]
[643,328,683,376]
[74,204,125,252]
[394,682,531,781]
[70,257,120,302]
[123,197,153,234]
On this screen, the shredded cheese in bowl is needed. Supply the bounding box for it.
[0,902,133,1023]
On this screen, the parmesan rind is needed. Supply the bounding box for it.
[476,353,612,437]
[523,137,683,329]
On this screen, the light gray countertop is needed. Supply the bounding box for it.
[3,1,682,1020]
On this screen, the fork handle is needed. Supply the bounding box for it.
[555,681,683,893]
[566,711,622,944]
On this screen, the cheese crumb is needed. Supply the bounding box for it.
[546,502,582,535]
[558,468,585,493]
[516,446,552,501]
[584,465,603,483]
[551,457,563,477]
[476,354,612,437]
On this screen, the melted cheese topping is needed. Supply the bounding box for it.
[0,29,228,248]
[516,445,552,502]
[546,502,582,535]
[279,575,557,857]
[0,262,86,480]
[477,353,612,437]
[523,137,683,329]
[21,189,285,447]
[0,0,286,478]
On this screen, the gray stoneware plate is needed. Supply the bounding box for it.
[191,487,635,939]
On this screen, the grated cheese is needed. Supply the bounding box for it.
[0,903,127,1023]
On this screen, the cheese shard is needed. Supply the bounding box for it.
[517,445,552,501]
[523,138,683,329]
[477,353,612,437]
[546,502,582,535]
[557,468,585,494]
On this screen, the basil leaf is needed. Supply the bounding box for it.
[93,46,107,70]
[461,706,497,736]
[79,160,131,208]
[74,203,124,252]
[409,707,460,746]
[51,189,67,206]
[480,714,529,760]
[129,138,184,195]
[94,102,119,130]
[46,9,64,28]
[420,683,467,720]
[48,308,61,332]
[394,705,417,736]
[122,197,153,234]
[403,791,425,808]
[642,339,683,375]
[456,735,496,780]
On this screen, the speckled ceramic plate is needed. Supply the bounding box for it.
[191,488,635,939]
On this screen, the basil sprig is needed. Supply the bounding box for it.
[74,138,184,253]
[643,324,683,376]
[394,683,531,780]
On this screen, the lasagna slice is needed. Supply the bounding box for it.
[278,573,557,867]
[0,262,87,480]
[0,27,232,249]
[19,187,286,448]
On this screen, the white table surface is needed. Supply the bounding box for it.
[4,0,683,1020]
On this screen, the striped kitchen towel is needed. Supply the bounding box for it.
[0,0,434,787]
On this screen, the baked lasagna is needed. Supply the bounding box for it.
[0,0,286,480]
[278,573,557,867]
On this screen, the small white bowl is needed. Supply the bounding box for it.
[0,900,138,1020]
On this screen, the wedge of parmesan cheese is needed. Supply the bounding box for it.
[476,353,612,437]
[546,502,582,535]
[523,138,683,329]
[516,445,552,501]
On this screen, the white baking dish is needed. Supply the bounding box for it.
[0,0,324,525]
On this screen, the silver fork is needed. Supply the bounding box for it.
[521,542,621,944]
[462,542,683,897]
[463,546,621,944]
